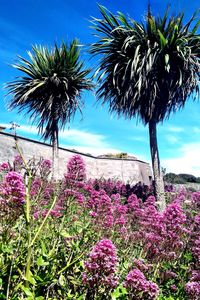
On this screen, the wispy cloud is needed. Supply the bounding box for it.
[166,126,184,133]
[1,123,122,156]
[130,136,148,142]
[62,145,121,156]
[1,123,38,135]
[193,127,200,134]
[158,125,184,133]
[162,142,200,176]
[165,134,179,144]
[60,128,123,155]
[59,129,105,148]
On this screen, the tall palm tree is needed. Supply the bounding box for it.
[90,5,200,210]
[7,40,93,176]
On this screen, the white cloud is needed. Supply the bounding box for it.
[158,125,184,133]
[1,123,122,156]
[59,129,105,148]
[62,145,121,156]
[130,136,148,142]
[193,127,200,134]
[165,135,179,144]
[167,126,184,133]
[59,128,123,155]
[0,123,38,134]
[20,125,38,134]
[162,142,200,176]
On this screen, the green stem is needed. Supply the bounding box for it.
[153,262,160,281]
[57,252,84,275]
[6,263,13,300]
[14,141,34,288]
[26,176,32,223]
[25,224,32,287]
[15,142,31,177]
[25,176,33,287]
[138,246,144,259]
[30,194,57,247]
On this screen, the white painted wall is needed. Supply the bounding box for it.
[0,132,151,184]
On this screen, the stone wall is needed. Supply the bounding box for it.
[0,132,152,184]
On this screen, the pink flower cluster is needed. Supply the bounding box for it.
[0,162,9,171]
[65,155,86,183]
[39,159,52,177]
[1,171,25,205]
[185,270,200,300]
[189,214,200,267]
[126,199,187,262]
[87,190,114,228]
[64,188,85,205]
[13,155,24,171]
[83,239,118,288]
[192,192,200,208]
[124,268,159,299]
[41,159,52,169]
[87,190,127,231]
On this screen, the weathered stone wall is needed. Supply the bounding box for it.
[0,132,151,184]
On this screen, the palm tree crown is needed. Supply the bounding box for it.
[91,5,200,210]
[7,40,93,145]
[91,5,200,124]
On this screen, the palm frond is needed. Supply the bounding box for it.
[7,41,93,144]
[91,5,200,124]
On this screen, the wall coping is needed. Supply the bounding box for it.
[0,131,149,165]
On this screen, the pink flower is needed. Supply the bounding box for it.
[2,171,25,205]
[65,155,86,182]
[83,239,118,288]
[40,159,52,177]
[13,155,23,167]
[87,190,114,229]
[30,178,42,197]
[41,159,52,169]
[185,275,200,300]
[0,162,9,171]
[124,268,159,299]
[89,211,97,217]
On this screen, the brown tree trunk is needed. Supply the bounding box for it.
[149,120,166,211]
[52,127,59,179]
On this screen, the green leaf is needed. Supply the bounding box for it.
[40,240,47,256]
[111,285,128,299]
[60,230,73,239]
[36,256,49,267]
[67,290,75,298]
[21,286,34,297]
[158,29,167,48]
[59,274,66,287]
[26,270,36,285]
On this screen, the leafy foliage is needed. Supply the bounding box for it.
[0,154,200,299]
[91,5,200,124]
[164,173,200,184]
[7,41,93,144]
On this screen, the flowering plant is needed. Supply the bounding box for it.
[0,152,199,299]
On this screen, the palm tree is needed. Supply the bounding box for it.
[90,5,200,210]
[7,40,93,176]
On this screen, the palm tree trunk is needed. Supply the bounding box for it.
[149,120,166,211]
[52,127,59,179]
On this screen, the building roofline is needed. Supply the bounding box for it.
[0,131,149,164]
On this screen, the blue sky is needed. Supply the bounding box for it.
[0,0,200,175]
